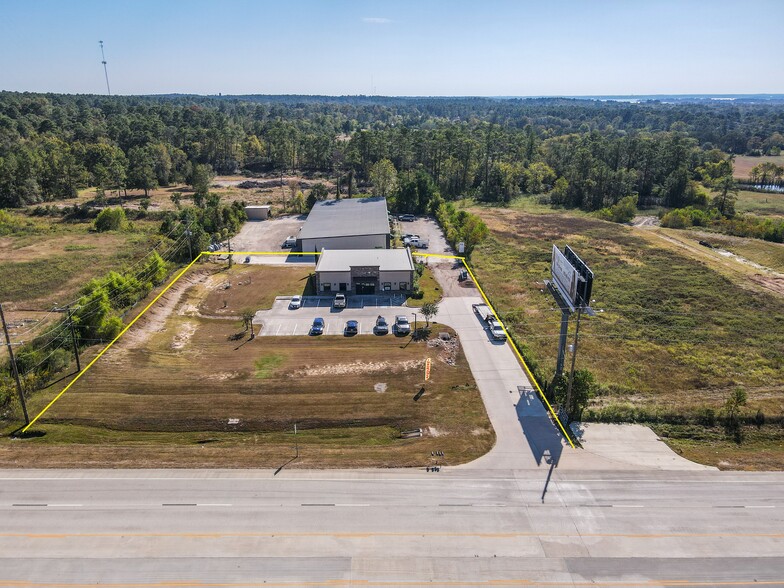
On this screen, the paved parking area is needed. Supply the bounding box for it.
[231,215,306,260]
[254,296,412,336]
[395,216,452,255]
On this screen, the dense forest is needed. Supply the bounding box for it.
[2,92,784,214]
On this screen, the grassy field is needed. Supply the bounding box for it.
[733,155,784,180]
[0,214,165,308]
[735,190,784,217]
[0,264,493,468]
[470,207,784,468]
[675,229,784,273]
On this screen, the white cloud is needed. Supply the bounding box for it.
[362,17,392,24]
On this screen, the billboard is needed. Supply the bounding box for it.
[551,245,579,307]
[564,245,594,305]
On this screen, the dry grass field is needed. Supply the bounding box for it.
[470,206,784,469]
[64,175,336,216]
[1,264,493,468]
[732,155,784,180]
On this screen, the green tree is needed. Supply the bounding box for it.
[524,162,556,194]
[127,146,158,197]
[306,183,329,209]
[170,192,182,209]
[598,195,637,223]
[292,190,306,213]
[369,158,398,197]
[94,207,127,232]
[712,174,738,218]
[420,301,440,327]
[190,164,215,202]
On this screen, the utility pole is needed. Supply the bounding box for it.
[565,305,583,422]
[294,423,298,458]
[227,235,233,268]
[0,303,29,425]
[66,306,81,372]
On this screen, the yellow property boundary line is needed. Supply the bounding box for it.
[23,249,574,447]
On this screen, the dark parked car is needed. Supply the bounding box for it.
[399,214,416,222]
[310,317,324,335]
[374,315,389,335]
[345,320,359,336]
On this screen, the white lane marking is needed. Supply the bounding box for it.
[745,505,776,509]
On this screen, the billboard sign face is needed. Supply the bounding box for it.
[552,245,579,307]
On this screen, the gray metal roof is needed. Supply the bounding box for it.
[315,248,415,273]
[299,197,390,240]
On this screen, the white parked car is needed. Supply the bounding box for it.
[289,295,302,309]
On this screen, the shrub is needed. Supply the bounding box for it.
[94,207,127,232]
[598,195,638,223]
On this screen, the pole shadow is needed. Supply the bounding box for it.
[515,388,564,467]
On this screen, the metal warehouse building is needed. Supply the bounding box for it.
[315,249,415,295]
[297,197,390,252]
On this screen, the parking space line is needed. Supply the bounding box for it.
[292,324,298,335]
[275,324,281,335]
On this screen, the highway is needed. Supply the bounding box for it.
[1,468,783,586]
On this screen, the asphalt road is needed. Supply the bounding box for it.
[0,468,782,586]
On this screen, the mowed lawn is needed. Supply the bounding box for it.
[9,264,493,468]
[199,264,315,315]
[470,206,784,467]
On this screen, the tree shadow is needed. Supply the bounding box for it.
[515,388,564,467]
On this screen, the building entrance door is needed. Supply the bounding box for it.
[355,280,377,295]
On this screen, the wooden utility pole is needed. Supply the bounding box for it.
[0,303,29,425]
[66,306,81,372]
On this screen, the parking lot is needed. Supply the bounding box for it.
[254,296,414,336]
[231,215,306,256]
[395,216,452,255]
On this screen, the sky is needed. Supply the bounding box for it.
[0,0,782,96]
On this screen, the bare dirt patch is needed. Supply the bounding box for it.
[295,359,424,377]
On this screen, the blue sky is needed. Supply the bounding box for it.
[1,0,782,96]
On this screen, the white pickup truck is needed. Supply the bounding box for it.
[472,303,507,340]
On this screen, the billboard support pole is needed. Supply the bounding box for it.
[565,305,583,422]
[556,309,570,377]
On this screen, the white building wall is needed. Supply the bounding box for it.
[300,234,387,253]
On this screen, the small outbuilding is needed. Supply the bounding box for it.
[298,197,390,252]
[315,248,415,295]
[244,205,271,220]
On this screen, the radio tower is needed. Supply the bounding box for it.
[99,41,111,95]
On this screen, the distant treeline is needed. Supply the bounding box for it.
[2,92,783,212]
